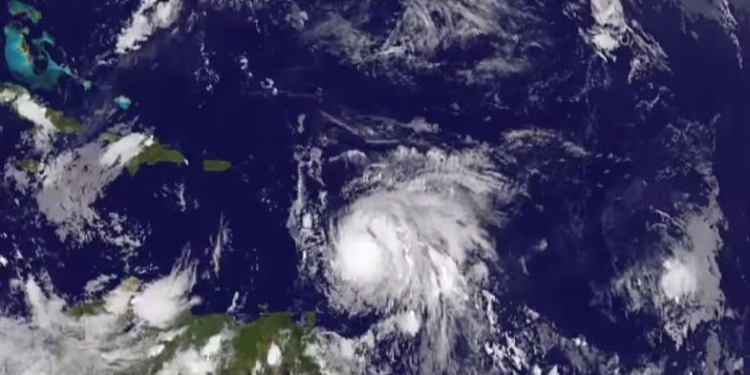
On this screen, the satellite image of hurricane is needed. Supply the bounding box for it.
[0,0,748,374]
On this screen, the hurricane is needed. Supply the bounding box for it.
[292,145,519,375]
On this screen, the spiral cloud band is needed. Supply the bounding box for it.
[297,146,516,375]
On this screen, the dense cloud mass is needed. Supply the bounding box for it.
[323,147,506,374]
[0,263,198,375]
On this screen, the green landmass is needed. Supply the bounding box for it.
[126,140,186,176]
[0,82,26,99]
[46,108,82,133]
[8,0,41,24]
[67,300,106,318]
[67,300,320,375]
[141,313,233,375]
[226,312,320,375]
[203,159,231,172]
[150,312,321,375]
[305,311,317,328]
[16,158,39,172]
[120,276,140,290]
[66,277,138,318]
[0,82,83,134]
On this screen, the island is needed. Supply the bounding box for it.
[98,131,122,143]
[46,108,83,133]
[203,159,232,172]
[0,82,83,134]
[3,25,72,91]
[114,95,132,110]
[126,139,187,176]
[8,0,41,24]
[16,158,40,172]
[4,1,76,91]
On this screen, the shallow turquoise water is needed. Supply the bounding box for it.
[114,95,132,110]
[3,25,71,91]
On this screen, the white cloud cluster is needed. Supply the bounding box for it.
[305,0,544,83]
[32,134,148,243]
[0,262,198,375]
[116,0,183,54]
[586,0,669,81]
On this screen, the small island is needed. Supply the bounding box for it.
[16,158,40,172]
[4,1,76,91]
[3,25,72,91]
[98,131,121,143]
[203,159,231,172]
[46,108,83,133]
[8,0,41,24]
[114,95,131,110]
